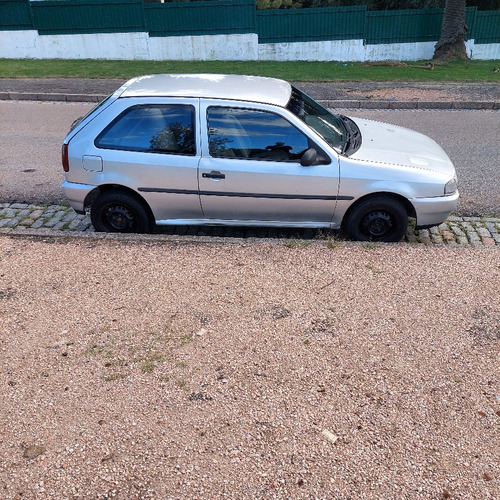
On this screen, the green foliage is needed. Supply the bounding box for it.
[256,0,447,9]
[256,0,299,9]
[147,0,499,6]
[469,0,500,8]
[256,0,500,8]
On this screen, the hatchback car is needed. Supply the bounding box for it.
[62,74,458,242]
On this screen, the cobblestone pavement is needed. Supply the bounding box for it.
[1,202,499,246]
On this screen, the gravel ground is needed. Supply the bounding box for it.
[0,235,499,499]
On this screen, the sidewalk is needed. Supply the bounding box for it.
[1,202,499,246]
[0,78,499,109]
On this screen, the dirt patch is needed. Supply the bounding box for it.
[1,236,499,499]
[350,87,454,101]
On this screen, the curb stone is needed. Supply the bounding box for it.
[0,203,499,246]
[0,92,104,103]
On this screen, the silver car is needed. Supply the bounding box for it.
[62,74,458,242]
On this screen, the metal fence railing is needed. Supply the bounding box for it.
[1,0,499,45]
[256,5,366,44]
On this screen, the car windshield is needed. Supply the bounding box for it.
[286,87,347,152]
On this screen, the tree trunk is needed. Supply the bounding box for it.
[433,0,468,61]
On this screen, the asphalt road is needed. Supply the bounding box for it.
[1,100,499,216]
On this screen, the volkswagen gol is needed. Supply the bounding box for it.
[62,74,458,241]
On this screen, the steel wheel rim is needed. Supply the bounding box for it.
[103,204,136,232]
[361,210,393,238]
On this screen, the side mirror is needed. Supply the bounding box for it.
[300,148,317,166]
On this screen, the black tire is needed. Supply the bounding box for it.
[345,196,408,242]
[91,191,152,233]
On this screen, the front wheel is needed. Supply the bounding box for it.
[345,196,408,242]
[91,191,152,233]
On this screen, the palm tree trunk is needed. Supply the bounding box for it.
[433,0,468,61]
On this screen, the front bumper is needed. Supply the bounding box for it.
[412,191,459,228]
[61,181,96,214]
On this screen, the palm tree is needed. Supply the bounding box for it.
[433,0,468,60]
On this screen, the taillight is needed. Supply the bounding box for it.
[62,143,69,172]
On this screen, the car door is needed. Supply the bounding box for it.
[198,101,340,226]
[91,98,202,223]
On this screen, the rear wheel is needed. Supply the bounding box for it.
[91,191,152,233]
[345,196,408,242]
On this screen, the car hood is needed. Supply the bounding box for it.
[348,117,455,176]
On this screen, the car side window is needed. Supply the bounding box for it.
[95,105,195,155]
[208,107,310,161]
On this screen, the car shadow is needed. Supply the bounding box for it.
[152,224,341,241]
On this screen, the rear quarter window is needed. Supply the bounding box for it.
[95,104,195,155]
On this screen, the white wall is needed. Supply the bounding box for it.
[148,34,259,61]
[0,31,258,60]
[258,40,365,62]
[471,43,500,60]
[0,31,149,59]
[0,30,494,62]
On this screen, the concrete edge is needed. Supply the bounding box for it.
[1,226,499,250]
[1,218,499,248]
[0,226,305,247]
[0,92,499,110]
[0,92,104,103]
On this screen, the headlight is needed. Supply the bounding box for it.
[445,178,458,195]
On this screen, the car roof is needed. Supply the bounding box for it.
[116,74,292,107]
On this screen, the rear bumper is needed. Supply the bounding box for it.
[61,181,96,214]
[412,191,459,228]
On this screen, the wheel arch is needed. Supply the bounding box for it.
[341,191,416,228]
[84,184,154,221]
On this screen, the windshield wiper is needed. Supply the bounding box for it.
[339,115,362,155]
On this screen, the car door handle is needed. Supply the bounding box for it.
[202,171,225,180]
